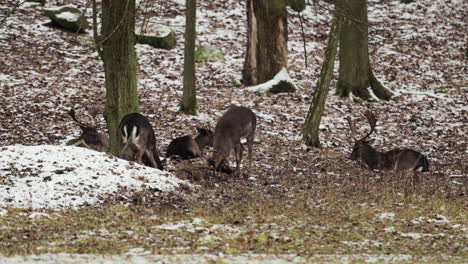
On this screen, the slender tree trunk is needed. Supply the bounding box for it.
[180,0,197,115]
[336,0,394,101]
[102,0,139,156]
[242,0,288,86]
[302,10,341,147]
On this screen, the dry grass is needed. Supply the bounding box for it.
[1,168,466,260]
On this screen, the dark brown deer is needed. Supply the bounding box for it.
[209,106,256,178]
[66,109,109,152]
[348,110,429,172]
[166,128,213,160]
[118,113,164,170]
[194,127,213,151]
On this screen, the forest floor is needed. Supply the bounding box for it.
[0,0,467,263]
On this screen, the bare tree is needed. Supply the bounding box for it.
[302,9,341,147]
[180,0,198,115]
[242,0,305,92]
[101,0,139,155]
[335,0,394,101]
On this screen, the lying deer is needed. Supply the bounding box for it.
[66,109,109,152]
[118,113,164,170]
[209,106,257,178]
[166,128,213,160]
[347,110,429,172]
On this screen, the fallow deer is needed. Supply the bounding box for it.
[67,109,109,152]
[347,110,429,172]
[118,113,164,170]
[209,106,257,178]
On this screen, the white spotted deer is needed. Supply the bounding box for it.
[347,110,429,172]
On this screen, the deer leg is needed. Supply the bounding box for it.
[234,143,243,178]
[71,139,93,150]
[120,141,132,160]
[144,148,158,168]
[247,134,254,178]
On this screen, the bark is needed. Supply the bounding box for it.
[242,0,288,86]
[336,0,394,101]
[302,10,341,147]
[180,0,197,115]
[102,0,139,156]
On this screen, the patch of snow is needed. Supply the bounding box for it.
[0,208,7,217]
[0,145,187,209]
[379,212,395,220]
[0,73,10,81]
[126,248,151,255]
[28,212,51,219]
[247,68,298,93]
[367,87,380,102]
[57,11,81,23]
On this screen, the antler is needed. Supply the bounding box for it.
[363,110,377,139]
[68,108,97,132]
[347,117,357,139]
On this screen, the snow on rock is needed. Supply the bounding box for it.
[247,68,298,93]
[0,145,187,209]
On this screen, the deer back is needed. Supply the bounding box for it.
[393,148,430,172]
[212,106,256,158]
[166,135,201,160]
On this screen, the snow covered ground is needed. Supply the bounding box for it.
[0,145,186,209]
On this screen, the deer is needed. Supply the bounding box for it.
[209,106,257,178]
[166,128,213,160]
[118,113,164,170]
[66,109,109,152]
[347,110,430,172]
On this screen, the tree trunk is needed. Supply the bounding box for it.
[102,0,139,156]
[336,0,394,101]
[242,0,288,86]
[180,0,197,115]
[302,10,341,147]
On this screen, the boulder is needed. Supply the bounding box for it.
[43,5,89,33]
[195,45,224,62]
[136,23,176,50]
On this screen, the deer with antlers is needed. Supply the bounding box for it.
[67,109,109,152]
[347,110,429,172]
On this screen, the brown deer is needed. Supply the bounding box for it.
[166,128,213,160]
[347,110,429,172]
[209,106,257,178]
[66,109,109,152]
[118,113,164,170]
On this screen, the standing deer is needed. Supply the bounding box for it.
[210,106,256,178]
[166,128,213,160]
[118,113,164,170]
[67,109,109,152]
[347,110,429,172]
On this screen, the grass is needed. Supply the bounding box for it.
[0,170,466,262]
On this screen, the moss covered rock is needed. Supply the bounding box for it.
[195,45,224,62]
[43,5,89,33]
[135,23,176,50]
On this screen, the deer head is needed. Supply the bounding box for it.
[67,109,109,152]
